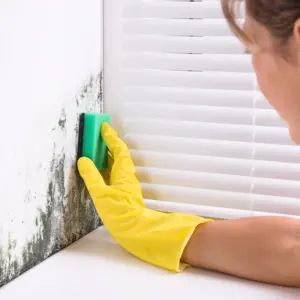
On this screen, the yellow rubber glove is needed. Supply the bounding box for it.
[77,123,211,272]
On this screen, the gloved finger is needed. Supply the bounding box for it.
[101,123,130,157]
[77,157,107,190]
[107,152,113,174]
[101,123,138,186]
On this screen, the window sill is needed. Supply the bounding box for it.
[1,227,299,300]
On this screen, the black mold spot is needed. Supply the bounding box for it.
[54,154,66,198]
[61,165,101,246]
[75,71,103,112]
[58,109,67,130]
[0,150,100,288]
[96,71,103,107]
[0,248,5,283]
[0,71,103,287]
[1,160,60,287]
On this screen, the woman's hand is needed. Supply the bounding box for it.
[77,123,210,272]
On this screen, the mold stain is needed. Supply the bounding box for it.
[96,71,103,107]
[58,108,67,130]
[75,71,103,111]
[0,72,103,287]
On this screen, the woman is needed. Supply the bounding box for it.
[78,0,300,287]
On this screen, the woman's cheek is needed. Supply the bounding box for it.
[252,55,269,99]
[252,54,265,90]
[251,54,288,122]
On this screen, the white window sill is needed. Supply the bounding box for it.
[1,227,299,300]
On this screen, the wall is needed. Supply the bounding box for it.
[0,0,103,287]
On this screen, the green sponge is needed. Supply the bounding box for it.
[77,113,111,171]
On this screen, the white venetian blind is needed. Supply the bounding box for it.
[104,0,300,219]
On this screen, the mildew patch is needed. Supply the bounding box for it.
[75,71,103,111]
[61,165,100,245]
[0,71,103,287]
[58,109,67,130]
[96,71,103,107]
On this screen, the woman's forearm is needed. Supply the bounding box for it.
[182,216,300,287]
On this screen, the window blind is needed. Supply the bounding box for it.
[104,0,300,219]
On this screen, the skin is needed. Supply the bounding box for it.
[182,16,300,287]
[182,217,300,287]
[246,17,300,144]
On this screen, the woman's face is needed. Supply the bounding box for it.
[244,17,300,144]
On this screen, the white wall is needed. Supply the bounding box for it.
[0,0,103,286]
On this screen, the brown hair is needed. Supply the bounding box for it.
[221,0,300,45]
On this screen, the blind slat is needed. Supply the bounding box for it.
[124,119,292,145]
[125,134,300,164]
[123,2,226,19]
[124,70,255,90]
[131,150,300,181]
[124,87,272,109]
[145,200,298,220]
[123,53,253,73]
[137,167,300,199]
[124,36,245,54]
[142,183,300,215]
[123,19,233,36]
[124,103,285,127]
